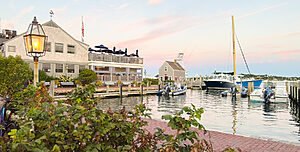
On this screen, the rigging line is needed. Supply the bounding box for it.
[235,34,251,74]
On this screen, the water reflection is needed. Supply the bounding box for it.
[289,101,300,141]
[231,97,238,135]
[97,96,143,112]
[157,95,186,114]
[96,90,300,144]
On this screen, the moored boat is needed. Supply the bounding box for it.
[169,86,187,96]
[203,72,235,90]
[236,79,263,89]
[157,84,187,96]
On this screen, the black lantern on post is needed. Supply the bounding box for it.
[23,16,48,86]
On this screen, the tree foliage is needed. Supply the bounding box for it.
[78,69,97,86]
[38,70,56,82]
[143,78,159,86]
[0,55,32,100]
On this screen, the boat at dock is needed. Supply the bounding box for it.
[236,79,263,89]
[204,16,262,91]
[250,81,289,103]
[204,72,235,90]
[157,84,187,96]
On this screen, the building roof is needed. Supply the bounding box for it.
[42,20,89,48]
[166,61,185,71]
[2,20,89,49]
[42,20,60,28]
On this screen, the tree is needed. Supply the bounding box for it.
[0,55,32,101]
[78,69,97,85]
[38,70,56,82]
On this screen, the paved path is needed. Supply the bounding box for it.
[144,119,300,152]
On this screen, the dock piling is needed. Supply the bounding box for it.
[106,85,109,94]
[140,84,143,95]
[248,82,254,95]
[147,82,149,91]
[128,84,131,93]
[119,84,122,97]
[49,80,55,97]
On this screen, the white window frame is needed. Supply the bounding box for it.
[8,46,16,52]
[55,43,64,53]
[67,44,75,54]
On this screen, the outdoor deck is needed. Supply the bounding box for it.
[144,119,300,152]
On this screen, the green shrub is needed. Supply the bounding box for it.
[78,69,97,86]
[1,82,241,152]
[2,84,157,151]
[143,78,159,85]
[38,70,56,82]
[0,55,32,101]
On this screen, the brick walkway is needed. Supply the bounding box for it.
[144,119,300,152]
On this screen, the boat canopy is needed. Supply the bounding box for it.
[213,71,234,75]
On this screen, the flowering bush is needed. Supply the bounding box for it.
[2,84,157,151]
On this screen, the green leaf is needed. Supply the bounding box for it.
[52,144,61,152]
[162,115,172,120]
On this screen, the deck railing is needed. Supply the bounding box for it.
[89,53,143,64]
[97,75,142,82]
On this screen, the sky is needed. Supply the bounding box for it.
[0,0,299,77]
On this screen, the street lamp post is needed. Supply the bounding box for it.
[24,17,48,86]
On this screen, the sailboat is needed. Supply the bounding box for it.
[204,16,262,90]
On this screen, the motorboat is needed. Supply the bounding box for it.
[157,83,187,96]
[203,72,235,90]
[169,86,187,96]
[250,81,289,103]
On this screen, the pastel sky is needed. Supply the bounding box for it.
[1,0,299,77]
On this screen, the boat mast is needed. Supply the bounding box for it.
[232,16,237,82]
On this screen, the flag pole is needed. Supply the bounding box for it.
[81,16,84,43]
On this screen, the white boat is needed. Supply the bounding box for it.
[157,84,187,96]
[250,81,289,103]
[169,86,187,96]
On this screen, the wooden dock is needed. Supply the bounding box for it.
[186,75,203,90]
[53,84,159,100]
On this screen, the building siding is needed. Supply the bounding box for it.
[2,22,88,78]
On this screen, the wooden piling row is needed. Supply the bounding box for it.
[289,81,300,104]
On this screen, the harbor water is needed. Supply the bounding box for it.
[97,89,300,145]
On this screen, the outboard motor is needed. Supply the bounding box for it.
[240,87,248,98]
[230,86,238,97]
[221,90,229,97]
[263,87,274,103]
